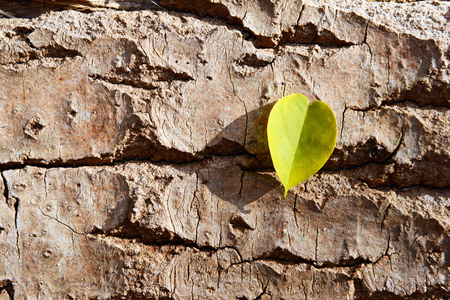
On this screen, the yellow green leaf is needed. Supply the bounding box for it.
[267,93,337,198]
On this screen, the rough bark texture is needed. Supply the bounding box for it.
[0,0,449,299]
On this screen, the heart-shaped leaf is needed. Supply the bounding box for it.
[267,93,337,198]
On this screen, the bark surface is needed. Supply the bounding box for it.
[0,0,449,299]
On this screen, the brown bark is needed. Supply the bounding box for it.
[0,0,449,299]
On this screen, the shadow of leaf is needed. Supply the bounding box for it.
[206,101,276,169]
[198,165,279,212]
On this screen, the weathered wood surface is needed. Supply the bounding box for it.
[0,0,449,298]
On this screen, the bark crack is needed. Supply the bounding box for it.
[1,172,8,203]
[238,171,245,200]
[340,103,347,143]
[35,204,85,235]
[17,0,366,49]
[1,153,448,192]
[383,125,404,163]
[387,46,391,94]
[301,280,308,300]
[296,5,305,26]
[2,172,21,259]
[194,173,200,244]
[13,196,20,258]
[315,226,319,261]
[293,194,299,228]
[372,234,391,268]
[103,232,379,270]
[337,100,450,115]
[253,280,269,300]
[88,74,160,91]
[227,59,248,148]
[362,20,373,68]
[381,203,391,232]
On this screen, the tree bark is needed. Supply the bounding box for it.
[0,0,449,299]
